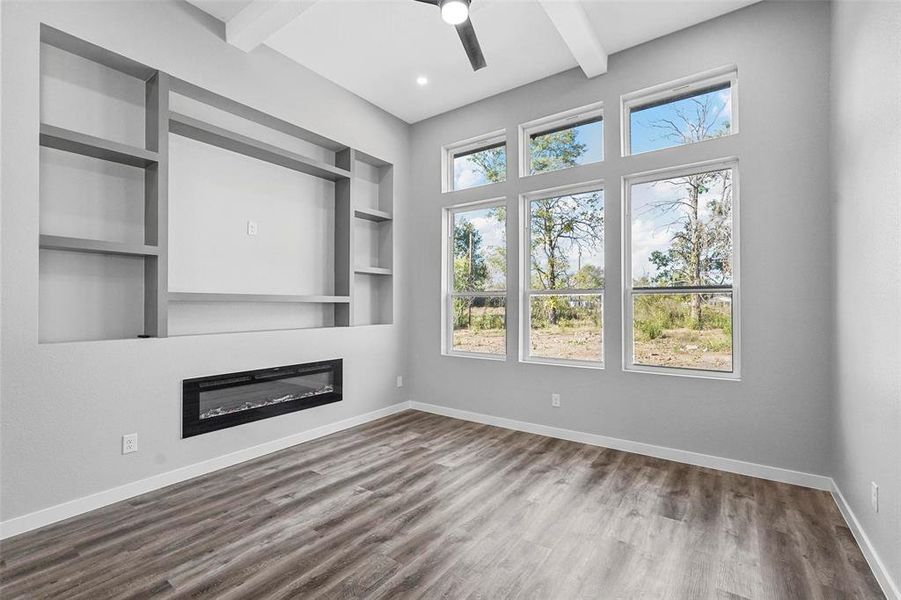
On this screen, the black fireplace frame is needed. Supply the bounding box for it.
[182,359,343,438]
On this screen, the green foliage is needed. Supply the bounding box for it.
[572,264,604,290]
[529,129,586,175]
[530,296,600,330]
[453,219,488,292]
[632,294,732,342]
[467,146,506,184]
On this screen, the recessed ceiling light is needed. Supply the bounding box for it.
[416,76,429,86]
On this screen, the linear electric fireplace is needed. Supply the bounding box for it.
[182,359,342,438]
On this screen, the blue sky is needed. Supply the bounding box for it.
[630,87,732,155]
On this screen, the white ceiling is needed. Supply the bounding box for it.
[187,0,758,123]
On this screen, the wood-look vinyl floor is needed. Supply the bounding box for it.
[0,410,884,599]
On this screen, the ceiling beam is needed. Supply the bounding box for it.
[226,0,318,53]
[539,0,608,78]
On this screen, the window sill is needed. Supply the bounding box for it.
[624,364,740,381]
[521,357,604,370]
[442,180,506,195]
[442,350,507,362]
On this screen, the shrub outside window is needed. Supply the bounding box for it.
[522,182,604,367]
[445,199,507,357]
[624,160,740,378]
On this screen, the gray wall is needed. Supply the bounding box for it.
[831,0,901,588]
[406,1,834,477]
[0,0,410,520]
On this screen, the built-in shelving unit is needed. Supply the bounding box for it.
[351,151,394,325]
[39,24,168,343]
[38,25,394,341]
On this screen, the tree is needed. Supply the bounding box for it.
[467,146,506,184]
[453,219,488,325]
[530,193,604,324]
[528,129,586,174]
[642,93,733,328]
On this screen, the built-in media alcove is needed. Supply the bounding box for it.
[37,25,394,342]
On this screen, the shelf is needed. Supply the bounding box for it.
[168,112,351,182]
[168,292,350,304]
[40,235,159,257]
[354,207,392,223]
[39,124,159,168]
[354,266,392,276]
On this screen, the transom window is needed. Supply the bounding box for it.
[444,199,507,358]
[624,160,739,378]
[520,103,603,177]
[522,182,604,366]
[623,67,738,156]
[443,131,507,192]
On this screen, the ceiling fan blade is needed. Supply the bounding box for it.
[455,18,487,71]
[411,0,439,4]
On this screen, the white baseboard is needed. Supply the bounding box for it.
[831,481,900,600]
[409,401,832,490]
[0,402,412,540]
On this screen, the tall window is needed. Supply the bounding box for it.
[520,103,603,177]
[624,160,739,377]
[443,131,507,192]
[522,183,604,366]
[623,67,738,156]
[444,200,507,357]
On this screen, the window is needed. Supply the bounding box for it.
[623,67,738,156]
[520,103,603,177]
[624,160,739,378]
[444,199,507,358]
[443,131,506,192]
[522,182,604,366]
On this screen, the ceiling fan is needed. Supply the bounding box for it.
[413,0,487,71]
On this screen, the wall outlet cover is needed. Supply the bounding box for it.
[396,376,403,388]
[247,220,258,236]
[871,481,879,512]
[122,433,138,455]
[551,393,561,407]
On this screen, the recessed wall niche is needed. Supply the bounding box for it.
[37,25,393,342]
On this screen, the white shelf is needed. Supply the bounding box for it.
[354,207,392,223]
[40,235,159,257]
[168,292,351,304]
[354,266,392,276]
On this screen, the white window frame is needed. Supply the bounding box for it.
[520,180,605,369]
[621,65,739,157]
[622,158,741,380]
[518,102,604,178]
[441,130,507,193]
[442,197,508,361]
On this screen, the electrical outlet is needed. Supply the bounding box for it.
[122,433,138,455]
[396,376,404,388]
[247,220,258,236]
[871,482,879,513]
[551,393,561,408]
